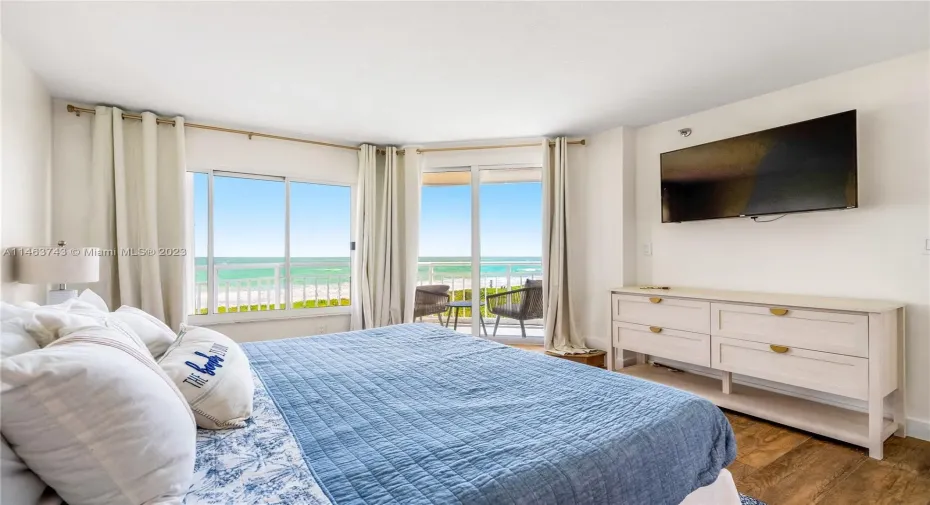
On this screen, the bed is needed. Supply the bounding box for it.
[184,324,738,505]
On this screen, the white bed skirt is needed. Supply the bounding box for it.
[679,469,741,505]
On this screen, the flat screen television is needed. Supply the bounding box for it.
[660,110,858,223]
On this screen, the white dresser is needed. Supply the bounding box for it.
[609,286,906,460]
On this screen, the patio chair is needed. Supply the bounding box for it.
[414,285,451,324]
[486,279,544,338]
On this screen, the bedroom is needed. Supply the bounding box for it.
[1,2,929,504]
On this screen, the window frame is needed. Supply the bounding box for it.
[186,168,356,325]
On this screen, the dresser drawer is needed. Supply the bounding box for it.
[710,303,868,358]
[612,294,710,333]
[711,336,868,400]
[613,321,710,367]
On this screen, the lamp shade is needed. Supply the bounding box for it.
[15,248,100,284]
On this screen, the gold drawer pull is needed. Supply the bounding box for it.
[649,326,663,333]
[769,308,789,316]
[649,297,663,304]
[770,344,790,353]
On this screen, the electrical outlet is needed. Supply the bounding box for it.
[643,243,653,257]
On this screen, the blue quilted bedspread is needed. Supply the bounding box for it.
[243,324,735,505]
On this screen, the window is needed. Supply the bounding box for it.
[189,171,353,317]
[289,181,352,309]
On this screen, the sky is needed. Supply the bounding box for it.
[193,173,351,258]
[419,182,542,257]
[194,174,542,258]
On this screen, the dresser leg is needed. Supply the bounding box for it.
[893,309,907,437]
[869,400,884,460]
[893,387,907,438]
[607,344,615,372]
[868,313,885,460]
[722,372,733,395]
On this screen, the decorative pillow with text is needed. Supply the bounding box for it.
[158,325,254,429]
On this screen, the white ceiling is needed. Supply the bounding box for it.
[3,2,928,145]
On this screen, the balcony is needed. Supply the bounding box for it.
[417,260,544,341]
[193,259,544,341]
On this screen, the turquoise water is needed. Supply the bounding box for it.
[195,257,349,283]
[418,256,542,285]
[195,257,542,283]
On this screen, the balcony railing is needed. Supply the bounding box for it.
[193,259,543,320]
[416,260,543,322]
[193,261,350,315]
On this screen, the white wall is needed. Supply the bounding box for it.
[185,126,358,185]
[570,127,636,352]
[1,41,52,304]
[51,99,358,340]
[635,51,930,436]
[203,313,351,343]
[418,139,545,170]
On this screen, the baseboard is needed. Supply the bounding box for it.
[907,417,930,441]
[618,356,930,442]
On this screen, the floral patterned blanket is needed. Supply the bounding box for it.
[183,370,332,505]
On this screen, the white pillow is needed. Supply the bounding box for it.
[77,289,109,313]
[110,306,177,359]
[30,307,150,356]
[158,325,254,429]
[30,310,106,347]
[1,325,196,505]
[1,300,109,348]
[1,321,39,359]
[2,435,47,505]
[1,302,36,323]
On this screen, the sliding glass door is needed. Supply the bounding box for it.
[419,168,473,335]
[479,167,543,340]
[419,165,543,340]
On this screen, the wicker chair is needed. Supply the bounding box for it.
[414,285,451,324]
[486,279,544,338]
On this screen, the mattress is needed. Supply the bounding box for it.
[224,324,736,505]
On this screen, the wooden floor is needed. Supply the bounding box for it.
[725,410,930,505]
[508,343,545,352]
[506,344,930,503]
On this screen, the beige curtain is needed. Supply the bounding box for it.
[352,146,420,329]
[542,138,590,353]
[88,107,186,329]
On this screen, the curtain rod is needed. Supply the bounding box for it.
[66,104,585,154]
[417,140,584,154]
[67,104,362,151]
